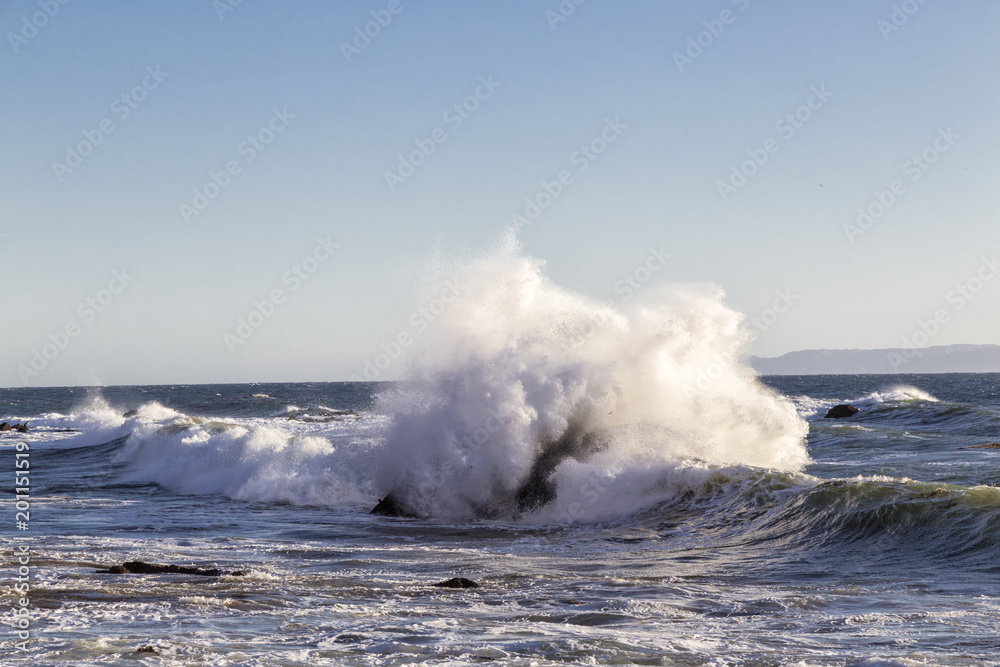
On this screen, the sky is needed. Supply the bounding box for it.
[1,0,998,387]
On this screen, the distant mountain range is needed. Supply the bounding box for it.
[751,344,1000,375]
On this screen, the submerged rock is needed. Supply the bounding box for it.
[370,493,418,518]
[371,422,610,519]
[433,577,479,589]
[0,422,29,432]
[136,646,159,654]
[514,424,609,514]
[959,442,1000,450]
[288,408,359,423]
[98,560,245,577]
[825,404,859,419]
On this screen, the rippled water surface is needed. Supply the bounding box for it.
[3,375,999,665]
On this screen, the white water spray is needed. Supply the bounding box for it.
[374,236,809,520]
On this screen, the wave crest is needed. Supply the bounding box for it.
[375,241,809,521]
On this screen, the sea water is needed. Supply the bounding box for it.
[3,244,999,665]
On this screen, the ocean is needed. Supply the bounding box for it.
[3,373,999,666]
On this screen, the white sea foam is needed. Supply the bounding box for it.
[26,394,130,448]
[32,394,122,429]
[178,596,237,607]
[112,415,379,506]
[873,384,939,403]
[374,235,810,520]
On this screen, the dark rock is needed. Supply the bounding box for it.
[123,409,139,418]
[289,408,359,424]
[371,492,418,518]
[959,442,1000,450]
[136,646,159,654]
[371,422,609,519]
[433,577,479,589]
[825,404,859,419]
[99,560,245,577]
[1,422,30,432]
[318,408,358,417]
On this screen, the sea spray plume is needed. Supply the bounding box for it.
[374,240,809,521]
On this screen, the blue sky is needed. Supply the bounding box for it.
[2,0,998,387]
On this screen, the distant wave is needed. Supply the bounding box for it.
[860,384,939,405]
[790,384,940,420]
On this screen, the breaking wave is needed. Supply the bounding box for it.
[373,235,809,520]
